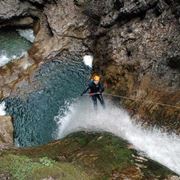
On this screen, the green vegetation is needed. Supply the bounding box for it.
[0,132,175,179]
[0,154,89,180]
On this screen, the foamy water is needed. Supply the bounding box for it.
[0,54,11,67]
[56,97,180,175]
[17,29,35,43]
[0,101,6,116]
[0,51,27,67]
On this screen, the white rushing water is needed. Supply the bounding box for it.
[0,50,16,67]
[0,101,6,116]
[83,55,93,68]
[56,97,180,175]
[17,29,35,43]
[0,54,11,67]
[0,51,27,67]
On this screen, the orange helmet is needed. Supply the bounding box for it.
[93,75,100,81]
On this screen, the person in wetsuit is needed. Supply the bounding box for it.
[81,75,105,109]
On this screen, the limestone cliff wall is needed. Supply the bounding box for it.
[0,0,179,132]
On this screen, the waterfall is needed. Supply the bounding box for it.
[56,98,180,175]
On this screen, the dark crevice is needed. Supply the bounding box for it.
[167,56,180,71]
[164,0,173,5]
[0,26,31,32]
[126,48,132,57]
[114,0,124,10]
[127,26,133,33]
[154,0,167,16]
[44,14,54,37]
[82,9,101,25]
[20,0,45,10]
[74,0,82,7]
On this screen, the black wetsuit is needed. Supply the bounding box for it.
[81,80,105,108]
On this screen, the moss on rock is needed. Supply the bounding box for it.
[0,132,176,179]
[0,154,89,180]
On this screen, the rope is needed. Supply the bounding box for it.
[83,93,180,109]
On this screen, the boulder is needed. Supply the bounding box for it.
[0,116,13,145]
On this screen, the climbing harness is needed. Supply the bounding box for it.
[83,92,180,109]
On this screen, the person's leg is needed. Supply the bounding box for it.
[91,95,97,109]
[97,94,105,108]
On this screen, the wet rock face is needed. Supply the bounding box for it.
[0,116,13,145]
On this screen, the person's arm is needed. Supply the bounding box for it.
[81,86,90,96]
